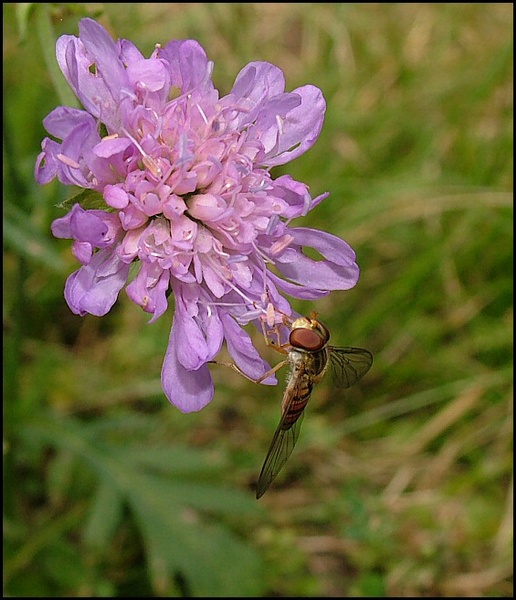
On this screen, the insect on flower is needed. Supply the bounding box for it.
[35,17,363,414]
[219,311,373,498]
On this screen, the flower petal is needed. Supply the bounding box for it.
[271,174,317,219]
[43,106,97,139]
[221,312,277,385]
[175,308,210,370]
[171,284,223,370]
[126,58,170,97]
[78,18,128,104]
[232,61,285,99]
[267,270,330,300]
[56,120,101,187]
[125,262,170,322]
[51,204,120,248]
[64,248,130,316]
[34,138,60,185]
[274,227,359,291]
[158,39,213,94]
[71,240,93,265]
[260,85,326,167]
[161,323,214,413]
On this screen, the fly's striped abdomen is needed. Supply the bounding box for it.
[281,380,313,430]
[280,348,327,430]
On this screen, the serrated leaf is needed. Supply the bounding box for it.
[145,478,262,518]
[107,443,262,516]
[83,480,124,552]
[56,189,107,211]
[125,472,265,597]
[47,450,77,508]
[110,444,227,477]
[20,415,266,596]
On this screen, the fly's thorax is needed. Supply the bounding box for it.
[288,348,309,370]
[288,347,329,380]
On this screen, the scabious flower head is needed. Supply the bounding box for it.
[35,18,359,412]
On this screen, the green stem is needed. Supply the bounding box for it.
[35,4,78,107]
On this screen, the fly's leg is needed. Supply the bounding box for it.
[208,292,293,384]
[253,285,296,355]
[260,322,290,356]
[208,358,288,384]
[258,310,294,356]
[208,318,289,385]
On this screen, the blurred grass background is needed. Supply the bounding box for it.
[3,3,513,597]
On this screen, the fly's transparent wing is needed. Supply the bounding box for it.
[255,346,372,498]
[328,347,373,389]
[255,412,304,499]
[256,365,313,498]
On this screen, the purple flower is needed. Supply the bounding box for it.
[35,18,359,412]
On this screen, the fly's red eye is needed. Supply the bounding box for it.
[289,327,326,351]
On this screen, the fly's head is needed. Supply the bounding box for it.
[289,312,330,352]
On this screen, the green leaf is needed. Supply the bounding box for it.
[15,3,35,40]
[20,414,266,597]
[126,472,265,596]
[352,572,386,597]
[56,188,108,211]
[34,4,79,108]
[3,203,66,271]
[41,538,87,589]
[83,480,124,552]
[46,450,77,508]
[111,443,227,477]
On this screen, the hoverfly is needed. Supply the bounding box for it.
[253,312,372,498]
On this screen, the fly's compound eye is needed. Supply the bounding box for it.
[289,326,327,351]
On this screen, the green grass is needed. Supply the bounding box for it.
[4,3,513,597]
